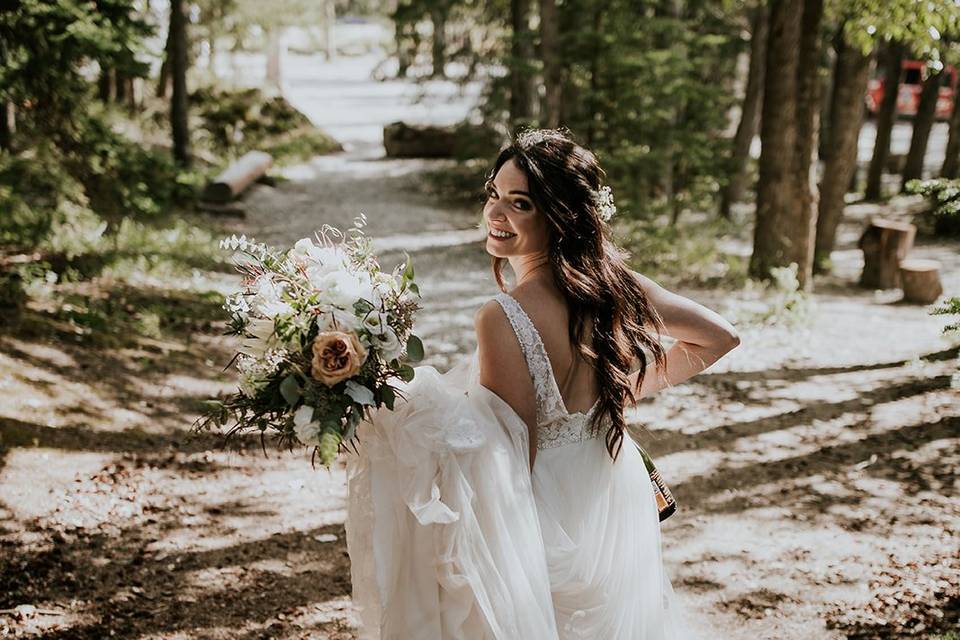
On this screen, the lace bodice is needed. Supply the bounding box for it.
[492,293,605,451]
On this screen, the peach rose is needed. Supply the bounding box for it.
[311,330,367,386]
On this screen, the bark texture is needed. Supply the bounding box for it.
[720,5,768,219]
[539,0,561,128]
[814,36,873,272]
[901,68,943,188]
[170,0,191,167]
[509,0,536,125]
[750,0,823,290]
[865,43,902,200]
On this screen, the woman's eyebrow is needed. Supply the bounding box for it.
[487,181,530,196]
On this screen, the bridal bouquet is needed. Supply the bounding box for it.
[194,216,424,466]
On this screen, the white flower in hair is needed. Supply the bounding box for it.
[595,184,617,222]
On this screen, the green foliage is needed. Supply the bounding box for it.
[905,178,960,236]
[190,86,341,164]
[617,215,749,288]
[471,0,739,217]
[931,297,960,334]
[59,111,204,219]
[0,0,152,141]
[731,263,815,328]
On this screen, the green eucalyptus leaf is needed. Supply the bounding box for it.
[406,334,424,362]
[279,374,301,406]
[381,385,396,410]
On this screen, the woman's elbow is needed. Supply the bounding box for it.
[721,329,741,353]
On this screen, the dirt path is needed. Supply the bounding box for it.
[2,46,959,639]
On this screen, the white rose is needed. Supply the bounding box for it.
[375,326,405,362]
[362,311,389,336]
[293,405,322,446]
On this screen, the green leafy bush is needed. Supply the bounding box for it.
[191,87,341,163]
[905,178,960,236]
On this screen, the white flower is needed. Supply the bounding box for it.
[362,311,389,336]
[291,238,348,272]
[344,381,375,406]
[293,405,322,445]
[235,350,285,397]
[317,306,362,334]
[240,317,278,357]
[374,326,405,362]
[312,269,375,309]
[249,276,292,319]
[595,184,617,222]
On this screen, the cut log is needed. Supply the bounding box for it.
[202,151,273,203]
[383,121,457,158]
[857,218,916,289]
[899,259,943,304]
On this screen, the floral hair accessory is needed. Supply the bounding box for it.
[595,184,617,222]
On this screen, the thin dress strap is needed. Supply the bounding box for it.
[492,293,567,426]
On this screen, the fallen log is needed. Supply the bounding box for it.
[899,259,943,304]
[858,218,916,289]
[201,150,273,203]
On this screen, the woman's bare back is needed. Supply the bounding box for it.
[509,280,600,416]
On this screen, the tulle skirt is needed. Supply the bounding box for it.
[345,355,694,639]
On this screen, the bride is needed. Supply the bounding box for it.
[345,128,741,639]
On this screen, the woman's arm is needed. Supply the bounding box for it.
[475,300,539,469]
[628,272,741,403]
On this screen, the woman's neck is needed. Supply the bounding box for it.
[508,252,552,288]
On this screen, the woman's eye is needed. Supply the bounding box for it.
[514,200,531,210]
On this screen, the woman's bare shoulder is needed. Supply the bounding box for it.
[509,281,568,342]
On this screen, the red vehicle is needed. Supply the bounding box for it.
[865,59,957,120]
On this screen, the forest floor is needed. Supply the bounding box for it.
[3,42,960,640]
[0,139,958,639]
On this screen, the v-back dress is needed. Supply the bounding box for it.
[493,292,690,639]
[344,292,692,639]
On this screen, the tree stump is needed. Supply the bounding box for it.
[858,218,916,289]
[899,259,943,304]
[202,151,273,203]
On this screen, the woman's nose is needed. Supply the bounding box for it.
[487,202,507,221]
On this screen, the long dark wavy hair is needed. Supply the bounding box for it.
[486,127,667,461]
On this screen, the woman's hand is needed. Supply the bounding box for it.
[627,272,741,403]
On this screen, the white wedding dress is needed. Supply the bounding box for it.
[345,292,693,639]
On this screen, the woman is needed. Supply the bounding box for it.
[345,128,740,639]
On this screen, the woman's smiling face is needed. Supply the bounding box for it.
[482,158,550,258]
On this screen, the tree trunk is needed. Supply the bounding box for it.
[942,94,960,179]
[720,5,768,218]
[266,27,283,88]
[539,0,561,128]
[429,6,447,78]
[793,0,823,289]
[323,0,336,60]
[858,219,915,289]
[865,42,902,200]
[585,4,602,145]
[509,0,536,126]
[750,0,822,290]
[157,22,173,98]
[814,36,873,273]
[99,67,116,102]
[901,67,942,189]
[170,0,191,167]
[0,101,11,151]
